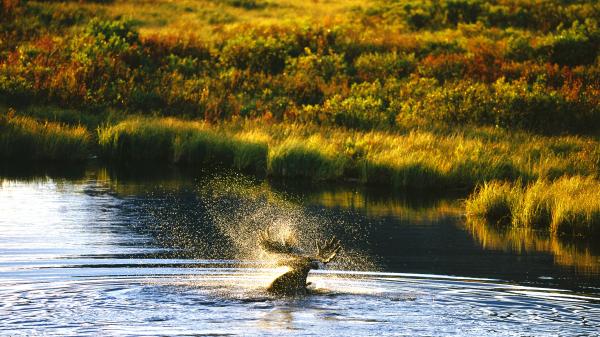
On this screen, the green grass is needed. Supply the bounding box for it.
[97,118,268,174]
[466,176,600,237]
[0,109,90,161]
[94,117,599,188]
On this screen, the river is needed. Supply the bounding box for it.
[1,165,599,336]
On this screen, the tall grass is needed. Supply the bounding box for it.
[97,118,268,174]
[0,110,90,161]
[466,177,600,237]
[269,136,346,181]
[96,118,599,187]
[465,181,520,225]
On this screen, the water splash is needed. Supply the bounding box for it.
[198,173,379,273]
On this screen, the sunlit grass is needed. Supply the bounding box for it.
[465,181,519,225]
[466,176,600,237]
[96,117,600,189]
[97,117,268,173]
[0,110,90,161]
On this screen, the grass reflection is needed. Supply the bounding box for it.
[307,190,462,221]
[466,219,600,272]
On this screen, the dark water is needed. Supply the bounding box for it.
[1,165,599,336]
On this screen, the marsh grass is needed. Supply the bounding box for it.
[269,137,346,181]
[95,118,600,188]
[0,110,90,161]
[467,177,600,237]
[97,118,268,174]
[465,181,519,225]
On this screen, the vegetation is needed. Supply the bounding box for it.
[1,0,600,235]
[92,118,599,189]
[0,109,90,161]
[466,177,600,237]
[98,118,267,173]
[1,0,599,133]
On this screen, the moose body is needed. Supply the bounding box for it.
[259,231,341,296]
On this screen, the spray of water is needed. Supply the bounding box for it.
[198,173,379,272]
[144,172,379,296]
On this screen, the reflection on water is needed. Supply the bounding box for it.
[466,220,600,273]
[1,165,600,336]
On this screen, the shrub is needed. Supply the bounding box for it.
[303,87,393,130]
[444,0,482,26]
[220,35,291,74]
[354,52,416,82]
[418,53,468,82]
[538,20,599,67]
[504,35,535,62]
[221,0,267,10]
[85,18,139,45]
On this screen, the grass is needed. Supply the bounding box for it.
[466,176,600,238]
[94,117,599,189]
[97,117,268,174]
[268,136,347,180]
[2,0,600,237]
[465,181,520,225]
[0,110,90,161]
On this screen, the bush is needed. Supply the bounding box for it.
[354,52,416,82]
[504,36,535,62]
[221,0,267,10]
[220,35,292,74]
[444,0,482,26]
[538,20,599,66]
[85,18,139,44]
[303,80,396,130]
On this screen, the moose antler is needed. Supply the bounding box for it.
[315,237,341,264]
[259,229,301,256]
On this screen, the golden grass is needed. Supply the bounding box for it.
[0,110,90,161]
[466,176,600,237]
[96,117,600,189]
[67,0,370,41]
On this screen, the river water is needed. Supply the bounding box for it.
[1,166,599,336]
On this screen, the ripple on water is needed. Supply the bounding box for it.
[2,175,600,336]
[1,267,600,337]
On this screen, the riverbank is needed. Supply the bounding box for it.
[2,0,599,239]
[2,110,599,189]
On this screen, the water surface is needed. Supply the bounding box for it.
[1,166,599,336]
